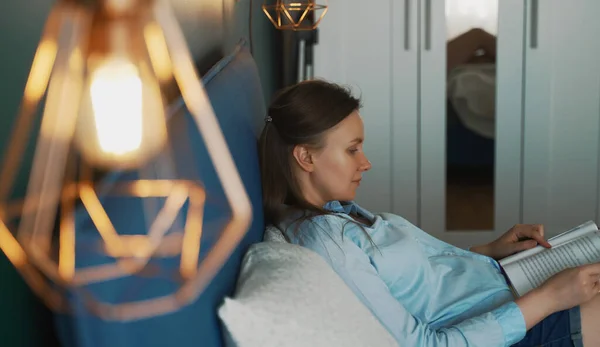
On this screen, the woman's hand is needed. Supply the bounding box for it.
[515,263,600,330]
[471,224,552,260]
[538,263,600,313]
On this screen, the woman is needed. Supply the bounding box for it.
[258,80,600,347]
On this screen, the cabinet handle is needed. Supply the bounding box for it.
[404,0,410,50]
[530,0,538,48]
[424,0,431,51]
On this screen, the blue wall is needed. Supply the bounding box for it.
[0,1,277,346]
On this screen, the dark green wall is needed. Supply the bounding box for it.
[0,1,277,346]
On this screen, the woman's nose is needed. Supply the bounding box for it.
[359,155,372,172]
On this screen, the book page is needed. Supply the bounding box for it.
[499,220,598,268]
[547,220,599,244]
[503,230,600,296]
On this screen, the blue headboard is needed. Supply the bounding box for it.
[55,42,266,347]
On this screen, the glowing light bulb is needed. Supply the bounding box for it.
[90,57,143,156]
[75,54,167,169]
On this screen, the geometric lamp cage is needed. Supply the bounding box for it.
[262,0,328,31]
[0,0,251,321]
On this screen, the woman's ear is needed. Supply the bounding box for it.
[292,145,315,173]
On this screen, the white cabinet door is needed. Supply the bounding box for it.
[314,0,412,213]
[419,0,527,248]
[522,0,600,237]
[418,0,447,236]
[391,0,420,224]
[493,0,528,242]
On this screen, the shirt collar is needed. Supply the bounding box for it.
[324,201,376,223]
[323,201,358,215]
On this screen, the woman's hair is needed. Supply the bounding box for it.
[258,79,361,226]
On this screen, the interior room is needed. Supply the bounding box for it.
[1,0,600,346]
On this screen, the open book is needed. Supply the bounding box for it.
[499,220,600,297]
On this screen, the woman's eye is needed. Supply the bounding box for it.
[348,148,358,154]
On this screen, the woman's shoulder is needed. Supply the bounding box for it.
[274,213,363,268]
[378,212,416,226]
[279,213,344,240]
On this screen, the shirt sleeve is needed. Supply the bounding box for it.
[292,217,527,347]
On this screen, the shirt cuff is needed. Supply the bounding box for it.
[491,301,527,345]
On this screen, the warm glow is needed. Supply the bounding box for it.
[144,23,173,82]
[263,0,328,31]
[58,199,75,281]
[180,185,205,279]
[0,221,27,267]
[24,40,57,102]
[105,0,136,14]
[0,0,254,321]
[90,57,144,156]
[79,183,125,257]
[58,229,75,280]
[75,53,167,169]
[126,180,176,197]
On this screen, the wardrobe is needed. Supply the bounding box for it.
[313,0,600,248]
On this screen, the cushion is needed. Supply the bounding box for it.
[262,225,288,243]
[218,240,398,347]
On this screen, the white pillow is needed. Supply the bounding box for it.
[218,239,398,347]
[262,225,288,243]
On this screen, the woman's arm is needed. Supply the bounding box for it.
[516,263,600,330]
[470,224,552,260]
[447,28,497,72]
[293,219,535,346]
[514,288,555,330]
[291,217,600,346]
[522,263,600,323]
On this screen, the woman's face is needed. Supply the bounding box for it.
[304,111,372,205]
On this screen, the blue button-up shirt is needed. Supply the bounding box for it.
[278,201,526,346]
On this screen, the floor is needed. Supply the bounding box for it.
[446,165,494,231]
